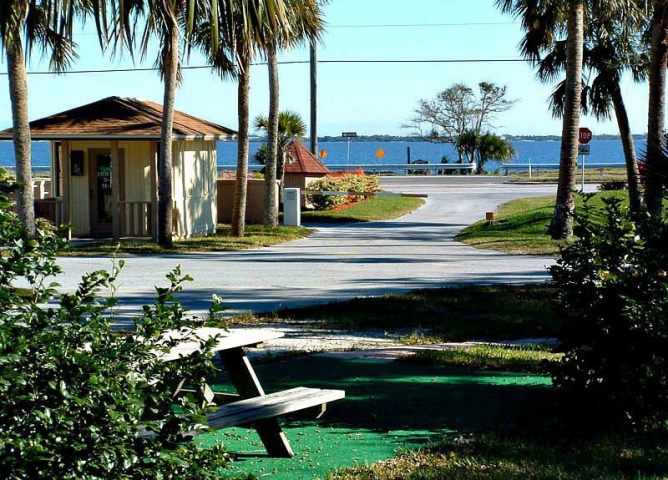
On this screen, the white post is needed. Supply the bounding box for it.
[283,188,301,226]
[581,154,585,191]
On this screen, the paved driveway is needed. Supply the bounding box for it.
[54,177,590,316]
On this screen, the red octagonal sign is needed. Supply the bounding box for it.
[579,127,593,144]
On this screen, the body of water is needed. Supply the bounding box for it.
[0,138,643,174]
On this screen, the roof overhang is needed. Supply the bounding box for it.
[0,134,237,141]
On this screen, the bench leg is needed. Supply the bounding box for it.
[255,418,294,458]
[218,347,295,458]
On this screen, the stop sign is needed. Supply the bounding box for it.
[579,127,593,144]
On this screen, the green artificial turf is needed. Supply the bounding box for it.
[198,355,551,480]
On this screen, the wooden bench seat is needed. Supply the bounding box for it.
[207,386,345,430]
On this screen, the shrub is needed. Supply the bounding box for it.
[306,173,379,210]
[550,194,668,431]
[0,169,228,478]
[598,180,628,191]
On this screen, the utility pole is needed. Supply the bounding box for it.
[309,40,318,156]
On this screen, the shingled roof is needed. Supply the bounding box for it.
[284,140,331,174]
[0,96,236,140]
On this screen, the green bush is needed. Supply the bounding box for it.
[550,194,668,430]
[598,180,628,191]
[306,174,379,210]
[0,168,228,478]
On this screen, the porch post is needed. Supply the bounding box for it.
[150,141,158,240]
[61,141,72,239]
[111,140,121,239]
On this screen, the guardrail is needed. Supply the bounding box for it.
[500,162,624,176]
[322,163,476,174]
[217,163,476,175]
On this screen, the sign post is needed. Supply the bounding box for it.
[342,132,357,164]
[578,127,593,191]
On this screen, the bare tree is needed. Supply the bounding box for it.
[408,82,515,164]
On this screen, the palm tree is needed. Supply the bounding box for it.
[261,0,325,228]
[254,110,307,177]
[196,0,295,238]
[110,0,224,247]
[644,0,668,218]
[264,44,280,228]
[1,0,88,236]
[496,0,641,239]
[455,130,515,174]
[200,0,282,237]
[549,1,584,240]
[536,10,648,215]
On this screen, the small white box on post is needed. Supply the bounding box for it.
[283,188,301,226]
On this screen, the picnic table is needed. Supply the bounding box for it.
[158,327,345,458]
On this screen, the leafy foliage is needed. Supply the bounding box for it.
[409,81,516,164]
[550,194,668,430]
[0,169,228,478]
[455,130,515,174]
[306,174,379,211]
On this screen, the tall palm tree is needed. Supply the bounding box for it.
[548,1,584,240]
[1,0,89,236]
[496,0,641,239]
[537,9,648,215]
[197,0,292,238]
[110,0,224,247]
[645,0,668,218]
[264,43,280,228]
[261,0,325,228]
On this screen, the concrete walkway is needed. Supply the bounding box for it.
[54,177,593,317]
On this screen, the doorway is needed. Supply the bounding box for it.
[89,149,124,236]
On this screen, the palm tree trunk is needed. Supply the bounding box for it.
[6,34,35,237]
[158,28,179,248]
[549,2,584,240]
[644,0,668,218]
[232,50,250,238]
[610,86,642,216]
[264,44,279,228]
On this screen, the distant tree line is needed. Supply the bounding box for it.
[251,133,648,143]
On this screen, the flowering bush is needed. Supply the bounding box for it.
[306,173,379,210]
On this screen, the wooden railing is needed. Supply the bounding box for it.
[118,201,152,238]
[34,197,63,226]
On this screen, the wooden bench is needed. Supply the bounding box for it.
[207,387,345,429]
[150,329,346,457]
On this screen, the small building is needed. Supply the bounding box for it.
[283,140,331,206]
[0,96,235,239]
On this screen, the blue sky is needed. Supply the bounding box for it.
[0,0,655,137]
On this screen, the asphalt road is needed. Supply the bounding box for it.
[53,177,594,317]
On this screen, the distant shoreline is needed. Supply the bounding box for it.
[251,134,646,143]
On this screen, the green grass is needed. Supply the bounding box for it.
[328,432,668,480]
[246,284,564,343]
[455,191,627,255]
[508,167,629,184]
[302,196,425,223]
[62,224,313,255]
[401,344,562,374]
